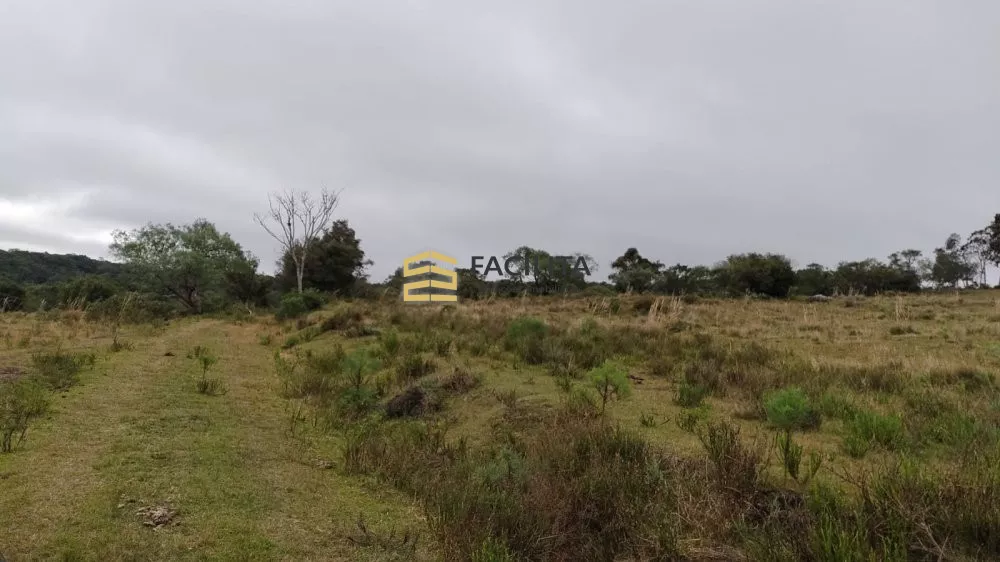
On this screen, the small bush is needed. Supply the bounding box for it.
[695,420,767,499]
[196,377,227,396]
[764,387,821,432]
[380,329,401,358]
[888,325,918,336]
[1,378,49,452]
[397,353,436,381]
[503,316,550,365]
[675,382,710,408]
[587,360,632,414]
[31,350,94,391]
[440,367,480,394]
[385,386,429,418]
[276,290,325,320]
[319,307,365,333]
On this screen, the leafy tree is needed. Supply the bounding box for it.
[224,256,272,308]
[792,263,834,296]
[59,275,119,306]
[888,249,923,275]
[716,253,795,297]
[502,246,594,295]
[965,214,1000,286]
[588,360,632,415]
[457,267,487,300]
[277,219,372,295]
[922,234,975,289]
[962,229,993,287]
[609,248,663,293]
[109,219,254,313]
[0,277,25,311]
[832,258,920,295]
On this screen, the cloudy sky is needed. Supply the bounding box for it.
[2,0,998,281]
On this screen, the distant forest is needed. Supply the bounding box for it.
[1,202,998,317]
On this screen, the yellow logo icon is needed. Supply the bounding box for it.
[402,250,458,303]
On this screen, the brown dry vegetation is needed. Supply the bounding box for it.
[2,291,1000,560]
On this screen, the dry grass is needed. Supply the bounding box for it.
[2,290,999,559]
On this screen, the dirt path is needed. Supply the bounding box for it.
[0,319,428,561]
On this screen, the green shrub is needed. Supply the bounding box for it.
[276,290,326,320]
[396,353,436,381]
[675,382,710,408]
[380,329,401,358]
[30,350,95,391]
[1,379,49,452]
[587,360,632,414]
[763,387,821,432]
[503,316,550,365]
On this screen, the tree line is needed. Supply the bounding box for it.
[1,188,998,314]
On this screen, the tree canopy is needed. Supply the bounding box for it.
[109,219,255,313]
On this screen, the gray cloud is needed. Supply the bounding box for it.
[2,0,998,281]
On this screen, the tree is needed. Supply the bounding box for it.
[888,249,923,274]
[962,229,992,287]
[793,263,834,296]
[609,248,663,293]
[0,277,25,312]
[109,219,253,313]
[716,253,795,298]
[224,256,273,309]
[965,214,1000,286]
[456,267,487,300]
[254,188,340,293]
[501,246,595,295]
[922,234,975,289]
[276,219,371,295]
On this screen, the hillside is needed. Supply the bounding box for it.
[0,249,125,285]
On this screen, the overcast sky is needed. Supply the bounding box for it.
[2,1,998,281]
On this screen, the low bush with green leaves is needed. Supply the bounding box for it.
[1,378,49,453]
[587,360,632,415]
[763,386,822,432]
[30,350,95,391]
[276,289,326,320]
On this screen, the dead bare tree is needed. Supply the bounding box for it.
[253,188,340,293]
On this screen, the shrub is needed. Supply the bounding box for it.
[276,290,325,320]
[695,420,767,498]
[30,350,95,390]
[587,360,632,414]
[427,420,679,560]
[385,386,429,418]
[503,316,549,365]
[675,382,710,408]
[380,329,401,358]
[396,353,436,381]
[0,378,49,452]
[319,307,365,333]
[764,387,821,432]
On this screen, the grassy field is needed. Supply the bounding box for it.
[2,291,1000,560]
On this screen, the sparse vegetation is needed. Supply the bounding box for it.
[4,278,1000,559]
